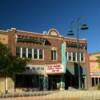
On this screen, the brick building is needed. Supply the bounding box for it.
[0,28,89,92]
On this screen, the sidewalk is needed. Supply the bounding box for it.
[0,90,100,100]
[45,90,100,100]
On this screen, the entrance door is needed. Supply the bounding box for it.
[65,74,78,89]
[48,75,61,90]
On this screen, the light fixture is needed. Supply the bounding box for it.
[81,23,88,30]
[67,30,74,35]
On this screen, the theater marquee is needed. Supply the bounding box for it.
[46,64,65,74]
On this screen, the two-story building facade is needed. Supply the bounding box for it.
[0,28,89,92]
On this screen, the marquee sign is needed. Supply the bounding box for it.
[46,64,65,74]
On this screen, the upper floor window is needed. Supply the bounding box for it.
[16,47,44,60]
[22,48,26,58]
[34,49,38,59]
[28,48,32,58]
[77,52,84,62]
[51,50,57,60]
[34,49,43,60]
[80,52,84,62]
[73,52,76,61]
[16,47,20,57]
[67,52,84,62]
[39,49,43,59]
[68,52,71,61]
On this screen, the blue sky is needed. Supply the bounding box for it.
[0,0,100,53]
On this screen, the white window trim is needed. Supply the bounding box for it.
[71,52,73,62]
[37,49,39,59]
[33,48,44,60]
[32,48,34,60]
[66,52,85,63]
[26,48,28,58]
[52,50,57,61]
[20,48,22,58]
[80,52,81,62]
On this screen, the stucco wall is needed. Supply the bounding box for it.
[89,53,100,77]
[0,34,8,45]
[0,77,14,93]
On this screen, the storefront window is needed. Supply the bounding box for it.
[15,75,40,88]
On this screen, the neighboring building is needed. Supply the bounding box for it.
[0,28,89,92]
[89,52,100,87]
[0,33,8,45]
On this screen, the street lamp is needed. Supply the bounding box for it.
[67,18,88,89]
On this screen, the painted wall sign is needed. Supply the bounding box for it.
[46,64,64,74]
[61,42,67,73]
[24,65,45,75]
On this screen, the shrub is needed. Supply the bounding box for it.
[97,84,100,90]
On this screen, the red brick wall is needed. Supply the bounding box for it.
[4,29,87,66]
[16,34,63,65]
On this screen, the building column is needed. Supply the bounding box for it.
[43,75,48,91]
[60,74,65,90]
[98,78,99,85]
[43,65,48,91]
[83,76,87,89]
[94,78,96,86]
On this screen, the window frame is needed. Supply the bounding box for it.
[33,48,44,60]
[51,50,57,61]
